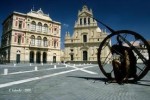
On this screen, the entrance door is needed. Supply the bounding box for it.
[71,55,74,61]
[30,51,34,63]
[53,56,56,63]
[16,54,20,63]
[36,52,41,63]
[83,51,88,61]
[43,52,47,63]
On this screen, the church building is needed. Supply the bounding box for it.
[64,5,109,63]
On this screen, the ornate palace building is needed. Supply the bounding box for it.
[1,8,61,63]
[64,5,109,63]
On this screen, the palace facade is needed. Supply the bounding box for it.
[64,5,110,63]
[0,8,61,63]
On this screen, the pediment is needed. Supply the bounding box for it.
[81,32,88,35]
[79,12,92,17]
[80,45,89,50]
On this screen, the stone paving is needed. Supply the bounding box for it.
[0,63,150,100]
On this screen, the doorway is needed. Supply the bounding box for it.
[43,52,47,63]
[30,51,34,63]
[16,54,20,63]
[36,52,41,63]
[53,56,56,63]
[83,51,88,61]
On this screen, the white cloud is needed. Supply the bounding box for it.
[63,23,69,28]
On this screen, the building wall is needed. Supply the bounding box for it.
[1,9,61,63]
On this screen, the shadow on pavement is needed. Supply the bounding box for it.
[67,76,108,82]
[67,76,150,86]
[134,83,150,86]
[133,80,150,86]
[140,80,150,82]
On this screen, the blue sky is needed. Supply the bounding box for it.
[0,0,150,49]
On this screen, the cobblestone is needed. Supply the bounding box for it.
[0,64,149,100]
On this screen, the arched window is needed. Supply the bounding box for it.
[31,35,35,46]
[19,21,23,29]
[83,35,87,42]
[43,37,48,47]
[43,24,48,33]
[18,35,21,45]
[31,21,36,31]
[80,18,82,25]
[54,40,57,48]
[37,22,42,32]
[88,18,90,25]
[84,18,86,25]
[37,36,41,46]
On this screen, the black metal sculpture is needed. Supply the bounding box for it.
[95,18,150,84]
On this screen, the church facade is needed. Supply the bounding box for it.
[0,8,61,63]
[64,5,109,63]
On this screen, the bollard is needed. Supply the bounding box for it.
[35,66,38,71]
[30,63,31,66]
[74,64,75,67]
[51,63,52,65]
[54,65,56,69]
[14,64,16,67]
[4,69,8,75]
[41,63,43,66]
[66,65,67,68]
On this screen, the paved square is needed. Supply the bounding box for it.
[0,63,150,100]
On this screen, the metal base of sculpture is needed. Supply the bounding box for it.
[92,17,150,84]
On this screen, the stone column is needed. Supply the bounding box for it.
[41,51,43,63]
[86,17,88,25]
[34,51,36,63]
